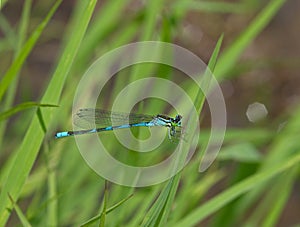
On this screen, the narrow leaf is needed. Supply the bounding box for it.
[214,0,287,79]
[8,194,32,227]
[0,1,98,225]
[0,0,62,101]
[0,102,58,121]
[174,153,300,227]
[80,192,133,227]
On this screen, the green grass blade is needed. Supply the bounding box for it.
[106,193,133,214]
[0,1,97,225]
[141,180,173,226]
[235,105,300,219]
[0,102,58,121]
[174,153,300,227]
[0,0,62,101]
[169,170,225,224]
[194,33,223,111]
[218,142,262,163]
[141,35,224,227]
[99,182,108,227]
[17,0,32,52]
[141,0,164,40]
[8,194,32,227]
[0,0,8,10]
[0,0,295,226]
[126,188,162,227]
[75,0,132,69]
[160,35,224,226]
[45,143,58,227]
[127,0,165,85]
[261,173,295,227]
[173,1,249,14]
[214,0,287,80]
[249,167,299,227]
[80,191,133,226]
[0,0,32,146]
[0,14,17,49]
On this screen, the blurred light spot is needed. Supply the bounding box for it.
[278,121,287,132]
[182,24,203,44]
[246,102,268,123]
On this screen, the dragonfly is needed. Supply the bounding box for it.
[55,108,182,140]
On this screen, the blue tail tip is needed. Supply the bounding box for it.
[55,131,69,138]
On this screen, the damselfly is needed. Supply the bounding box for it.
[55,108,182,139]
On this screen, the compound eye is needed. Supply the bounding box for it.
[174,115,182,126]
[176,115,182,121]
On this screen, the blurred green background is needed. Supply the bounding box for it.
[0,0,299,226]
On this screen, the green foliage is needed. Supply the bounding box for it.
[0,0,298,226]
[0,102,58,121]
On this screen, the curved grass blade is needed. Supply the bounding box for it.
[0,0,62,101]
[8,194,32,227]
[174,153,300,227]
[0,102,58,121]
[0,1,98,225]
[141,34,224,227]
[0,0,33,147]
[214,0,287,80]
[80,189,133,226]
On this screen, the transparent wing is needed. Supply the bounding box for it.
[73,108,155,129]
